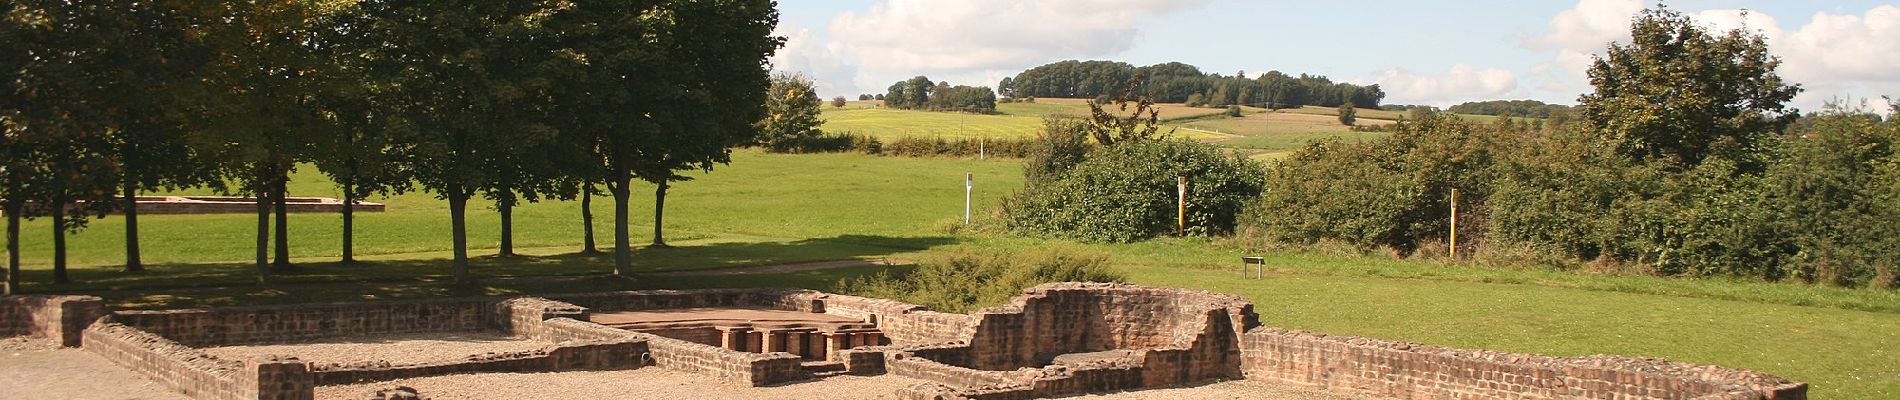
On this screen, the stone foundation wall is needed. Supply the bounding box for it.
[546,288,817,313]
[511,295,814,386]
[0,295,108,346]
[879,311,977,345]
[83,320,313,400]
[1239,327,1808,400]
[114,298,493,347]
[955,283,1253,373]
[311,340,645,386]
[643,334,806,385]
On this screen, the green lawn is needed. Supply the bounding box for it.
[7,150,1896,398]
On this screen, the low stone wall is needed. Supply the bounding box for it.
[0,295,108,346]
[643,334,806,385]
[1239,327,1808,400]
[508,295,811,386]
[546,288,817,313]
[84,320,314,400]
[114,298,493,347]
[311,340,645,386]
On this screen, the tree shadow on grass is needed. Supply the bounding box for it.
[24,234,954,309]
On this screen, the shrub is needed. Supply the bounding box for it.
[1226,105,1242,117]
[1243,111,1516,255]
[1007,139,1265,242]
[1024,117,1092,186]
[837,247,1125,313]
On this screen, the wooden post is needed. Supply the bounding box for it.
[964,173,973,225]
[1177,176,1187,236]
[1449,188,1458,259]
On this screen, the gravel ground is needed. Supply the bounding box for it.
[201,332,552,366]
[1074,379,1368,399]
[0,337,188,400]
[316,366,1366,400]
[316,368,935,400]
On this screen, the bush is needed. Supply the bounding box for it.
[1226,105,1242,117]
[1024,117,1092,185]
[837,247,1125,313]
[1243,111,1516,255]
[1007,139,1266,242]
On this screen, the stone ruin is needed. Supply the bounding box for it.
[1,283,1809,400]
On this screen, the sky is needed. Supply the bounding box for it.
[768,0,1900,110]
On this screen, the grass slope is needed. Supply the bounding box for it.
[6,151,1895,398]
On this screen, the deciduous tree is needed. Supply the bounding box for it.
[1579,6,1801,172]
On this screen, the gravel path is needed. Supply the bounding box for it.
[201,332,552,366]
[0,337,188,400]
[316,368,934,400]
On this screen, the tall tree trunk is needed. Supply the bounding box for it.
[5,200,20,295]
[254,175,270,285]
[272,172,291,271]
[498,192,514,257]
[51,195,68,284]
[651,181,668,247]
[448,190,470,284]
[122,180,143,273]
[610,173,632,277]
[581,186,598,255]
[341,179,354,264]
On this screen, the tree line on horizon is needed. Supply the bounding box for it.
[883,76,999,113]
[1000,60,1386,109]
[0,0,783,294]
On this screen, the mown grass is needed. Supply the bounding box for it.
[7,150,1896,398]
[10,150,1022,272]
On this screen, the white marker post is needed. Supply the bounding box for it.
[964,173,974,225]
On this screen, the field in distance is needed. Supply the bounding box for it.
[821,98,1231,140]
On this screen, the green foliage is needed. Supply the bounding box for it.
[1448,100,1571,118]
[758,74,827,152]
[883,75,996,112]
[837,247,1125,313]
[1337,102,1357,126]
[1008,139,1265,242]
[1006,60,1386,108]
[1226,105,1243,118]
[1245,112,1515,254]
[1760,108,1900,285]
[1579,7,1801,172]
[1023,117,1092,186]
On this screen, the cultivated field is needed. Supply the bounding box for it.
[820,98,1239,140]
[9,149,1898,398]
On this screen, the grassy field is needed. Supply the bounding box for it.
[820,98,1235,141]
[8,150,1897,398]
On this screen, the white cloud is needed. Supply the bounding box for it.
[1525,0,1642,99]
[1765,6,1900,107]
[827,0,1210,75]
[769,22,862,97]
[1528,2,1900,108]
[1372,65,1518,106]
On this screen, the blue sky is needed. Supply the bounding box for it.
[770,0,1900,109]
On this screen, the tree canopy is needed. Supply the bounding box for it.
[1579,7,1801,171]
